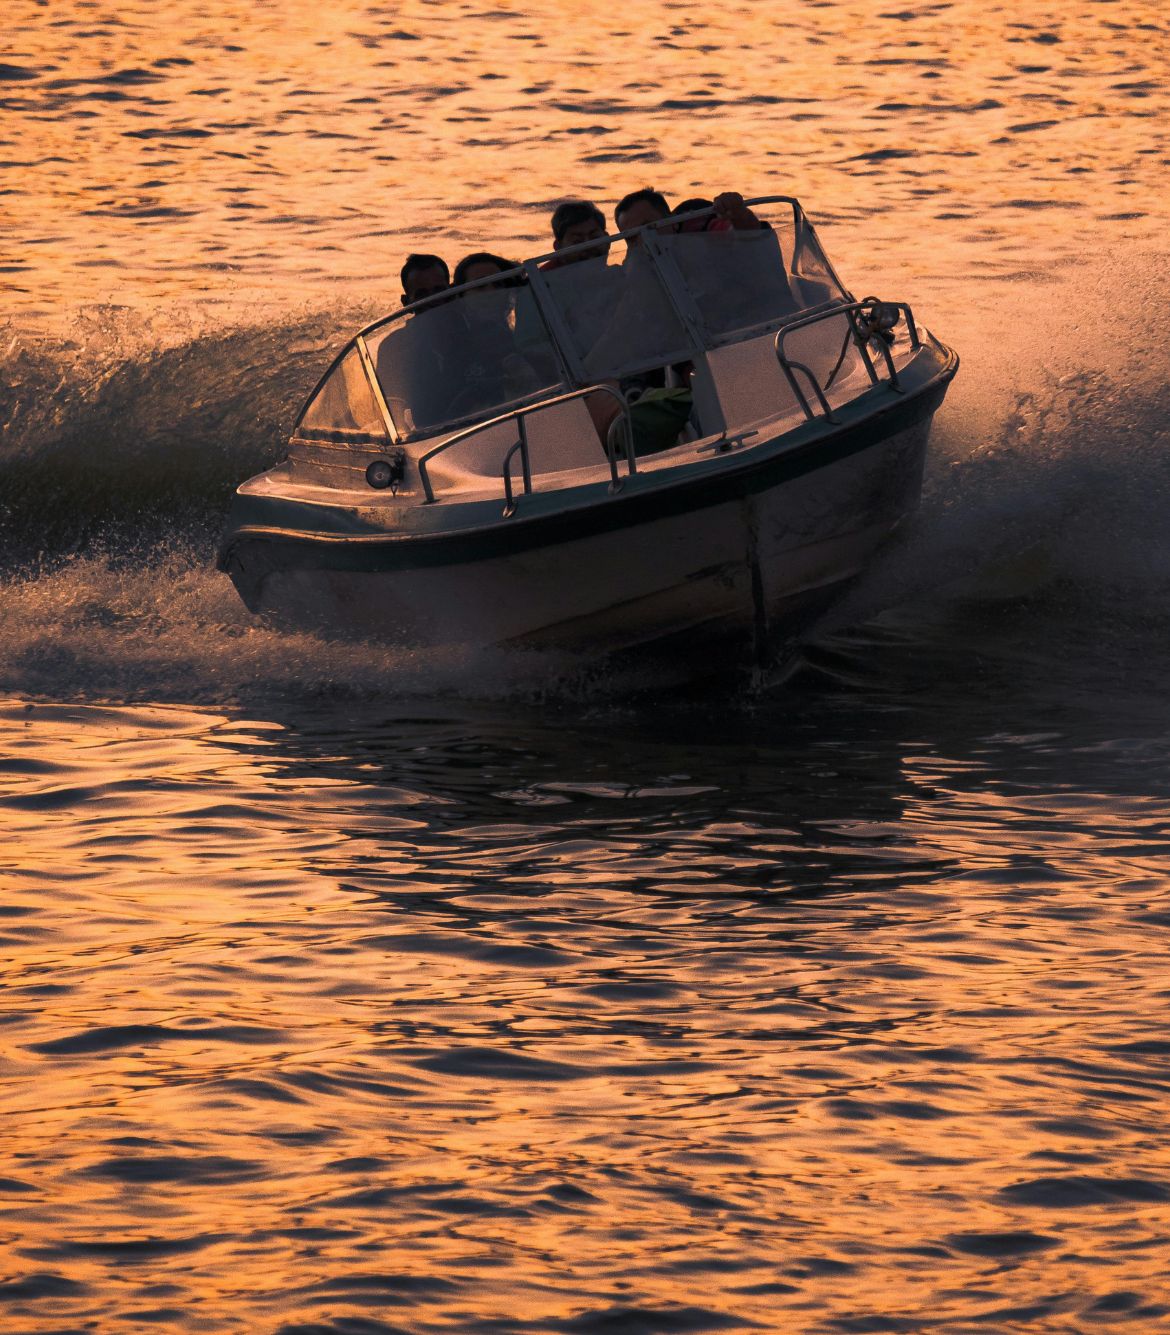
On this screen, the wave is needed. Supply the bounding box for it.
[0,304,372,559]
[836,364,1170,620]
[830,249,1170,623]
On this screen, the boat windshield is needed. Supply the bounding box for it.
[365,285,563,437]
[296,346,390,441]
[536,240,694,382]
[656,208,843,340]
[531,203,846,374]
[296,199,851,443]
[658,228,800,338]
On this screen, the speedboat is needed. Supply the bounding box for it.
[217,196,958,659]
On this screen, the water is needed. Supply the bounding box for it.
[3,2,1170,1331]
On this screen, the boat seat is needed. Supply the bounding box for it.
[422,395,610,495]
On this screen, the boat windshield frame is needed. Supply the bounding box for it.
[292,195,855,446]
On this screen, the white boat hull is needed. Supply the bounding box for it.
[219,195,959,662]
[223,397,937,653]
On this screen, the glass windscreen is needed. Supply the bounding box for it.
[536,241,695,381]
[789,214,847,308]
[298,346,389,439]
[661,227,801,339]
[366,286,562,437]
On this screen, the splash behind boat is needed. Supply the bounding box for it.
[217,197,958,657]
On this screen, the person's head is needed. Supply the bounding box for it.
[614,187,670,234]
[671,197,714,234]
[550,200,608,258]
[400,253,450,307]
[453,252,521,288]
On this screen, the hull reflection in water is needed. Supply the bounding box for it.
[219,198,958,653]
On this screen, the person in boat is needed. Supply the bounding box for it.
[540,200,610,270]
[386,252,509,428]
[400,252,450,306]
[531,202,624,444]
[447,253,554,409]
[671,197,716,233]
[605,187,772,455]
[452,252,525,288]
[613,187,673,237]
[615,187,766,235]
[602,189,692,410]
[453,250,560,381]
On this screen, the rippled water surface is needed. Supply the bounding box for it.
[3,1,1170,1331]
[4,0,1168,321]
[4,659,1170,1333]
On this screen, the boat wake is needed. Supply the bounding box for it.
[837,364,1170,621]
[0,303,371,558]
[2,263,1167,707]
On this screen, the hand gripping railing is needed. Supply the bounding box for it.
[774,299,920,423]
[416,384,635,513]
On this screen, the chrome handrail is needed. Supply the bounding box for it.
[417,383,634,508]
[501,417,532,518]
[775,300,918,423]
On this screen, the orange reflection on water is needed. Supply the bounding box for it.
[3,0,1170,1324]
[3,701,1170,1329]
[2,0,1168,323]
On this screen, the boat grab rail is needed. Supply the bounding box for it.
[774,299,920,423]
[417,383,635,510]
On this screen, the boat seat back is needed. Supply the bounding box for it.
[420,395,607,496]
[706,314,870,432]
[705,333,805,434]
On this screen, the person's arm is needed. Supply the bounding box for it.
[713,191,764,230]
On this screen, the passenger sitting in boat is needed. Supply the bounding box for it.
[711,191,766,230]
[449,258,552,410]
[671,197,716,233]
[540,200,609,270]
[613,187,673,237]
[400,252,450,307]
[616,188,765,235]
[453,252,524,288]
[452,251,559,384]
[608,189,688,401]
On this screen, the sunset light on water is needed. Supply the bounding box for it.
[2,2,1170,1332]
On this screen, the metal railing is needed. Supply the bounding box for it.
[417,384,635,513]
[774,299,920,423]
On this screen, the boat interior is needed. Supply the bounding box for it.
[278,197,926,510]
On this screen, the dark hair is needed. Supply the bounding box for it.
[452,251,522,287]
[614,187,670,227]
[550,200,606,243]
[670,197,717,234]
[400,252,449,290]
